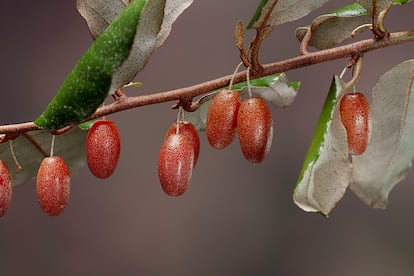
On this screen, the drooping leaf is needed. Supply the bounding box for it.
[35,0,148,130]
[351,60,414,208]
[184,74,300,131]
[296,1,411,49]
[0,128,87,187]
[77,0,193,93]
[293,76,352,215]
[247,0,330,29]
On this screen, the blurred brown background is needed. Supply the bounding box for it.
[1,1,414,275]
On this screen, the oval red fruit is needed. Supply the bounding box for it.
[86,120,121,179]
[165,121,200,166]
[206,89,241,149]
[158,133,194,196]
[339,92,371,156]
[37,156,71,216]
[237,97,273,163]
[0,160,12,217]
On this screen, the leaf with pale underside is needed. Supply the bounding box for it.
[352,60,414,209]
[0,128,87,187]
[293,76,352,216]
[77,0,193,94]
[296,1,411,49]
[296,3,369,50]
[184,74,299,131]
[247,0,330,29]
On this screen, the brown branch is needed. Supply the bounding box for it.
[0,30,413,137]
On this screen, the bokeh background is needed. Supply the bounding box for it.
[1,1,414,275]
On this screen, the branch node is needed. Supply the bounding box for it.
[112,88,128,102]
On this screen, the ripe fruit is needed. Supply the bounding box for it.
[37,156,71,216]
[237,97,273,163]
[86,119,121,179]
[339,92,371,156]
[0,160,12,217]
[206,89,241,149]
[158,133,194,196]
[165,121,200,166]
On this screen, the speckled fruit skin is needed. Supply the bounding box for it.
[158,133,194,196]
[339,92,371,156]
[37,156,70,216]
[206,90,241,149]
[165,121,200,166]
[237,97,274,163]
[86,120,121,179]
[0,160,12,218]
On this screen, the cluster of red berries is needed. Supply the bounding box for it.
[0,90,372,217]
[157,90,274,196]
[0,119,121,217]
[206,90,273,163]
[339,92,371,156]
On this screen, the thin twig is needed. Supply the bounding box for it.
[250,0,279,74]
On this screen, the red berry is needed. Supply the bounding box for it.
[86,120,121,179]
[0,160,12,218]
[339,92,371,156]
[165,121,200,166]
[206,89,241,149]
[237,97,273,163]
[158,133,194,196]
[37,156,71,216]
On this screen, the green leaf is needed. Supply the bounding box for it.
[248,0,330,29]
[293,76,352,215]
[351,60,414,208]
[35,0,148,130]
[184,74,300,131]
[1,128,87,187]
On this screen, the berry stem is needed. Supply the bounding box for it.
[8,140,22,173]
[246,66,253,98]
[50,135,56,157]
[341,55,364,96]
[229,62,244,90]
